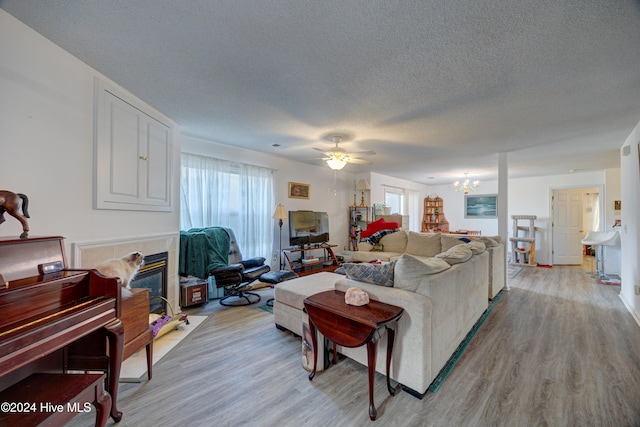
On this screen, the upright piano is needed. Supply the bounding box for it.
[0,236,124,425]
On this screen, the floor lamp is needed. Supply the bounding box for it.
[272,204,287,270]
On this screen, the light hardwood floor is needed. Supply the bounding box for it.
[69,265,640,426]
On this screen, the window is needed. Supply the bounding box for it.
[180,153,274,258]
[384,190,404,215]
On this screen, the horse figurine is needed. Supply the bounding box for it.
[0,190,30,239]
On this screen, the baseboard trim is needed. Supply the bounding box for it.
[619,294,640,328]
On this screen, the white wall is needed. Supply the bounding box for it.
[0,10,181,259]
[426,170,617,266]
[429,180,501,237]
[620,121,640,324]
[181,136,354,266]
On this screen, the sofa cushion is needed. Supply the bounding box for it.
[436,245,473,264]
[477,236,500,247]
[379,230,408,253]
[465,241,486,254]
[441,234,468,251]
[406,232,442,258]
[393,254,451,292]
[357,241,374,252]
[352,251,402,262]
[344,261,396,287]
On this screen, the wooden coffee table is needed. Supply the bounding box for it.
[303,290,404,420]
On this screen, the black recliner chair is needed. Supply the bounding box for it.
[209,229,271,306]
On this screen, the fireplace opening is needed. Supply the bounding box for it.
[130,252,168,314]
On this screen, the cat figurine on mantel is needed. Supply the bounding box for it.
[95,251,144,288]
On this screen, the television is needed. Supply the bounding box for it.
[288,210,330,247]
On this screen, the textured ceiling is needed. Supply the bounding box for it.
[2,0,640,184]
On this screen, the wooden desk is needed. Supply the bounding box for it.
[303,290,403,420]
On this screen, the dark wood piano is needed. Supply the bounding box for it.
[0,236,124,426]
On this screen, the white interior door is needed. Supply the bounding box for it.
[552,189,584,265]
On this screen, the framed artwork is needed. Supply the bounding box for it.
[288,182,310,199]
[465,194,498,218]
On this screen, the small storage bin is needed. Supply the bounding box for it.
[180,279,208,307]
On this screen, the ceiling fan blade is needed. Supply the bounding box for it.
[349,150,376,156]
[347,158,372,165]
[312,147,329,153]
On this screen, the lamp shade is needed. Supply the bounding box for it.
[355,179,370,190]
[272,203,287,219]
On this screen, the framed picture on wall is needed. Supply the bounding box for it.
[288,182,310,199]
[465,194,498,218]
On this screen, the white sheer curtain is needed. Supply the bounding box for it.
[407,190,420,232]
[239,163,274,259]
[180,153,274,259]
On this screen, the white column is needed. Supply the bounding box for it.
[498,152,509,290]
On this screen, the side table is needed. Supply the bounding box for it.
[303,290,404,421]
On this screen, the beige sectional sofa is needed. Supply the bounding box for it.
[354,231,506,299]
[273,231,495,398]
[336,233,490,398]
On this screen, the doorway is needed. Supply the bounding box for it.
[551,187,602,265]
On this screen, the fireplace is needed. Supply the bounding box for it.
[130,252,168,314]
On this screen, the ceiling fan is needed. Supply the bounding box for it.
[313,135,375,170]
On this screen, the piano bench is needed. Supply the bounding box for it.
[0,373,111,427]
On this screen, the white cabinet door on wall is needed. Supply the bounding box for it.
[95,79,173,211]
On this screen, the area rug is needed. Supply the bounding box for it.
[508,267,522,279]
[428,289,504,393]
[119,315,207,383]
[259,303,273,314]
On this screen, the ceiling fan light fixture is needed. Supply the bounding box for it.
[327,157,347,170]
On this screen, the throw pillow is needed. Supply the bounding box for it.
[465,241,486,254]
[344,261,396,287]
[405,231,442,258]
[394,254,451,292]
[435,245,473,265]
[379,230,408,253]
[441,234,467,251]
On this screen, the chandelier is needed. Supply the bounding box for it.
[454,173,479,194]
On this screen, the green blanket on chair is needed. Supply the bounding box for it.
[179,227,231,279]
